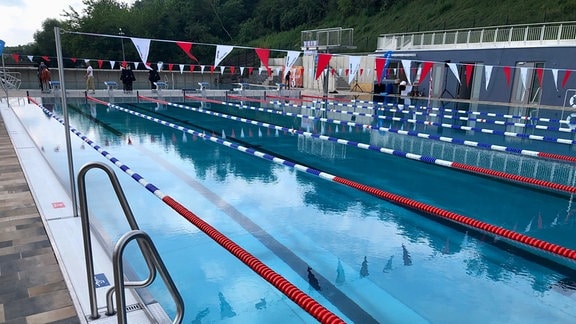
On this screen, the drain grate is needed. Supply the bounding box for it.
[126,303,143,313]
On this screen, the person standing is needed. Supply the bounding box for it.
[120,65,135,93]
[285,69,291,89]
[37,62,48,91]
[85,63,95,93]
[148,67,160,90]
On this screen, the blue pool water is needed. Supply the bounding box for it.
[13,95,576,323]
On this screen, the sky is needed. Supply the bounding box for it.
[0,0,134,47]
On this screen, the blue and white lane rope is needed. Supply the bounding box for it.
[268,100,576,146]
[140,96,576,193]
[222,97,576,162]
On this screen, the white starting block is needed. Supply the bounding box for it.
[49,81,61,90]
[104,81,118,91]
[276,83,285,91]
[198,82,209,91]
[233,83,250,92]
[154,81,168,90]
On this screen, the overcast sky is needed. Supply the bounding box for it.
[0,0,134,47]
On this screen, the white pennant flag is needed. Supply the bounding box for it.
[214,45,234,67]
[259,67,265,75]
[284,50,301,78]
[338,68,343,76]
[484,65,493,90]
[179,64,185,74]
[201,65,206,74]
[552,68,559,91]
[348,56,361,84]
[27,55,34,62]
[157,61,164,71]
[520,67,528,89]
[110,61,116,69]
[240,66,245,76]
[130,37,152,69]
[84,59,90,64]
[134,62,140,70]
[220,66,225,74]
[447,63,461,84]
[401,60,412,84]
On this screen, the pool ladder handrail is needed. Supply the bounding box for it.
[77,162,184,323]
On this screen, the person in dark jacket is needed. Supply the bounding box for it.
[120,65,136,93]
[148,67,160,90]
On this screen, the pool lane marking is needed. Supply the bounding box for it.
[89,97,576,265]
[193,94,576,162]
[30,97,347,324]
[141,95,576,193]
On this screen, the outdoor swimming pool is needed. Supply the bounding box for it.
[12,94,576,323]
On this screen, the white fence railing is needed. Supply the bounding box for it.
[377,21,576,51]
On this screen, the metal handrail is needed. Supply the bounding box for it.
[378,21,576,51]
[113,230,184,324]
[77,162,158,320]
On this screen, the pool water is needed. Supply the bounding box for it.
[13,96,576,323]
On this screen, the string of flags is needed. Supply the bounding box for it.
[3,33,574,90]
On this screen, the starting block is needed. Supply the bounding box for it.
[276,83,285,91]
[233,83,250,91]
[104,81,118,91]
[154,81,168,90]
[198,82,209,91]
[49,81,61,90]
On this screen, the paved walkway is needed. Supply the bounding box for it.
[0,99,80,323]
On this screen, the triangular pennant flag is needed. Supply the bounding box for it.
[331,68,335,76]
[552,69,559,91]
[338,68,342,76]
[42,55,50,62]
[315,53,332,80]
[84,59,90,64]
[27,55,34,62]
[97,59,104,68]
[255,48,270,71]
[258,67,264,75]
[447,63,461,84]
[110,61,116,69]
[345,68,349,76]
[230,66,235,74]
[210,65,215,73]
[190,64,195,72]
[520,67,528,89]
[214,45,234,67]
[11,53,19,62]
[200,65,205,74]
[401,60,412,84]
[168,63,173,71]
[484,65,493,90]
[359,68,364,76]
[157,61,163,71]
[134,62,140,69]
[179,64,185,74]
[465,64,474,88]
[503,66,511,86]
[240,66,245,75]
[562,70,572,88]
[130,37,152,69]
[220,66,225,74]
[248,67,253,75]
[536,67,543,86]
[348,56,361,84]
[176,41,199,63]
[420,61,434,84]
[284,50,301,78]
[375,57,386,85]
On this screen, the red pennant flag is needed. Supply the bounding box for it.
[210,65,215,74]
[465,64,474,87]
[562,70,572,88]
[345,68,349,76]
[121,61,127,68]
[359,68,364,76]
[267,67,272,77]
[248,67,254,75]
[503,66,511,86]
[168,63,174,71]
[98,60,104,68]
[255,48,270,71]
[176,41,199,63]
[11,53,19,62]
[536,67,544,86]
[190,65,195,72]
[375,57,386,84]
[331,68,335,76]
[42,55,50,62]
[315,53,332,80]
[230,66,236,74]
[70,57,77,63]
[420,61,434,84]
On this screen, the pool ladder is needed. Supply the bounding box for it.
[77,162,184,323]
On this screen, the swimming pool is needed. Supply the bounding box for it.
[13,94,576,323]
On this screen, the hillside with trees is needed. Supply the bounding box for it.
[5,0,576,65]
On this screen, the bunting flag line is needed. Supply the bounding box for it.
[552,68,559,91]
[447,63,461,84]
[562,70,572,89]
[131,37,152,69]
[214,45,234,67]
[375,57,386,84]
[255,48,271,76]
